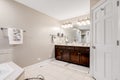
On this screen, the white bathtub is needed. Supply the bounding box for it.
[0,62,24,80]
[0,63,14,80]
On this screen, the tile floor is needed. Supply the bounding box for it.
[24,59,94,80]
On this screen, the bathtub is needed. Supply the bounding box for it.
[0,62,24,80]
[0,63,14,80]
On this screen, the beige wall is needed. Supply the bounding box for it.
[0,0,60,67]
[90,0,101,7]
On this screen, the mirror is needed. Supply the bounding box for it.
[62,24,90,44]
[52,15,90,46]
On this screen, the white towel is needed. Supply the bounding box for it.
[8,28,23,45]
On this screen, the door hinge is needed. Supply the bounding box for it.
[92,46,96,49]
[117,40,119,46]
[117,1,119,7]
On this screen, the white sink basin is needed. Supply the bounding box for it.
[0,63,14,80]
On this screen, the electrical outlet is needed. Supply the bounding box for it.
[37,58,41,61]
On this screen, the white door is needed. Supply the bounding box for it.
[92,0,115,80]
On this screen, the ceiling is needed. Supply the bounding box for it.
[15,0,90,20]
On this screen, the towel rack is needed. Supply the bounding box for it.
[0,27,26,32]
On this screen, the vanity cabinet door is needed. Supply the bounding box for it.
[62,50,70,62]
[74,47,90,67]
[79,47,90,67]
[80,52,89,67]
[62,47,73,62]
[55,46,63,60]
[70,51,79,64]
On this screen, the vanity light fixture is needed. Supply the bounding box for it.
[77,17,90,26]
[73,28,78,31]
[81,19,87,25]
[86,18,90,24]
[77,20,82,26]
[61,22,73,28]
[61,17,90,28]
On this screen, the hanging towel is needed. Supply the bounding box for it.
[8,28,23,45]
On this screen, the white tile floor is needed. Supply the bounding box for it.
[24,59,94,80]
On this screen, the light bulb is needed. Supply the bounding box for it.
[73,28,77,30]
[68,24,70,27]
[86,20,90,24]
[61,24,65,28]
[82,21,86,25]
[64,24,68,28]
[77,21,82,26]
[69,23,73,28]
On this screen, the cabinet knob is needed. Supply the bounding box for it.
[78,52,81,55]
[60,50,63,52]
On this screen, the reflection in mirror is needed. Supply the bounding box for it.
[62,24,90,44]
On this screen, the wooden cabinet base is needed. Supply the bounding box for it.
[55,45,90,67]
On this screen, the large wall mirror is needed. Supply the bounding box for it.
[53,14,90,46]
[62,24,90,45]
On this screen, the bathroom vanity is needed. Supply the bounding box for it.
[55,45,90,67]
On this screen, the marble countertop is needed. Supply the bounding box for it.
[55,43,90,47]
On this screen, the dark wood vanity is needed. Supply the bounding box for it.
[55,45,90,67]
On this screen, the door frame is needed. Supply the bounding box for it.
[112,0,120,79]
[90,0,107,77]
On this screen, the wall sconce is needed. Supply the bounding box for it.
[50,33,64,43]
[57,33,64,37]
